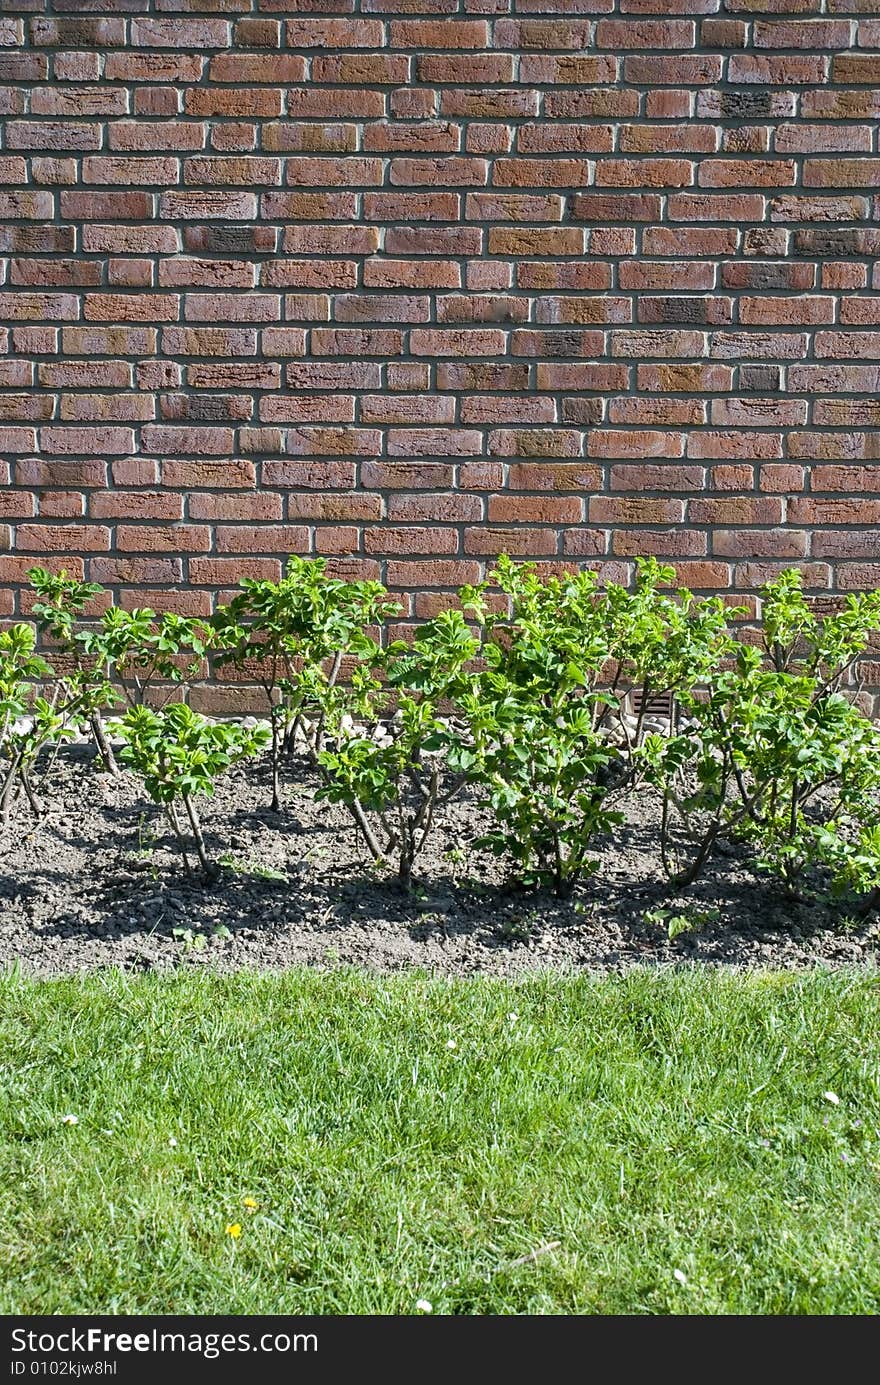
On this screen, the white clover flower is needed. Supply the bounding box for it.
[415,1299,433,1313]
[823,1091,840,1106]
[60,1114,78,1126]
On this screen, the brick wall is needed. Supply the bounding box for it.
[2,2,880,709]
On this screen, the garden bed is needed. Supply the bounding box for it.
[1,745,875,978]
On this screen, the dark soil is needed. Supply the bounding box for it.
[1,746,877,977]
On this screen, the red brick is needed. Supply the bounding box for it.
[624,57,722,85]
[361,397,454,426]
[214,526,309,555]
[619,126,718,156]
[386,429,481,457]
[728,55,827,85]
[0,556,84,584]
[668,193,766,221]
[410,329,507,357]
[157,462,255,494]
[310,329,405,360]
[391,20,487,48]
[468,192,564,222]
[0,428,36,453]
[775,125,874,155]
[596,160,694,188]
[739,298,835,326]
[0,293,78,322]
[610,465,704,493]
[131,18,230,48]
[91,558,183,586]
[189,494,283,523]
[264,462,355,491]
[186,89,282,119]
[18,525,110,553]
[335,294,427,324]
[112,460,158,487]
[0,7,876,699]
[588,432,685,459]
[260,397,352,425]
[687,434,783,460]
[461,397,556,425]
[490,496,584,524]
[84,295,179,324]
[602,18,696,44]
[142,426,234,457]
[388,493,482,523]
[36,494,81,520]
[508,463,603,493]
[41,427,134,456]
[490,430,584,459]
[832,55,880,83]
[90,493,183,522]
[208,53,306,85]
[710,399,808,427]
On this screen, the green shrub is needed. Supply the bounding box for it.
[602,556,734,767]
[313,607,480,889]
[111,703,269,880]
[16,557,880,914]
[86,607,213,709]
[212,556,398,812]
[29,568,118,772]
[455,556,619,897]
[29,567,213,774]
[0,624,58,826]
[454,557,734,897]
[638,571,880,894]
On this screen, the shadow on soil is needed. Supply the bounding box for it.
[0,747,871,972]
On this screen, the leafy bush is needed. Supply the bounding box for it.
[29,568,118,772]
[0,624,58,826]
[15,556,880,914]
[111,703,269,880]
[313,607,480,889]
[29,568,213,773]
[639,571,880,894]
[212,556,397,812]
[454,557,734,897]
[455,557,619,897]
[602,557,734,765]
[85,607,213,709]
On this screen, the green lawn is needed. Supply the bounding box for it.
[1,966,878,1315]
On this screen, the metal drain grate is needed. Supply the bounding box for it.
[625,687,676,726]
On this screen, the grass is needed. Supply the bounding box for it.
[1,965,878,1315]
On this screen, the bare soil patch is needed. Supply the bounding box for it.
[0,748,876,977]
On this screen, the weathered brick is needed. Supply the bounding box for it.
[41,427,134,456]
[410,329,507,357]
[588,432,686,459]
[116,527,211,554]
[90,493,183,522]
[208,54,306,84]
[131,18,230,49]
[215,526,309,555]
[31,17,125,47]
[687,434,783,461]
[0,3,876,699]
[18,524,110,553]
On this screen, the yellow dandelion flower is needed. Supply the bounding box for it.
[226,1223,242,1239]
[243,1197,258,1209]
